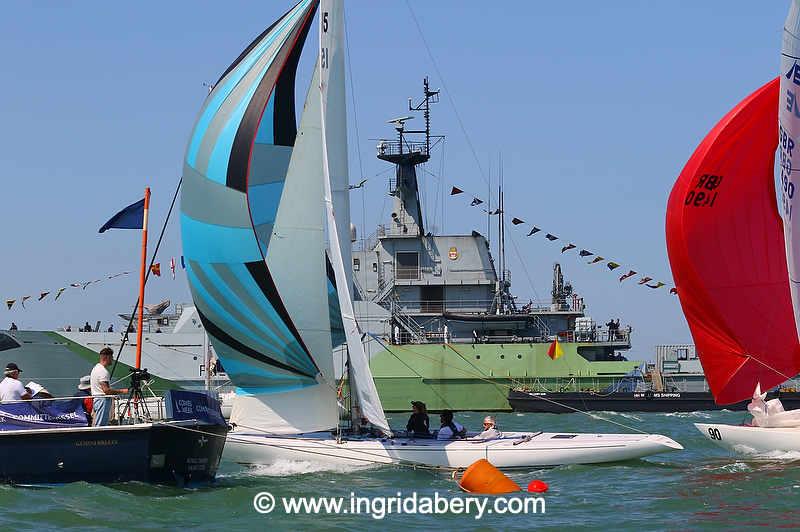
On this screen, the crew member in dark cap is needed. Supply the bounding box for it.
[0,363,31,402]
[437,410,466,440]
[406,400,430,437]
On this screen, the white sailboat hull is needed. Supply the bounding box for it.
[696,423,800,454]
[224,429,682,469]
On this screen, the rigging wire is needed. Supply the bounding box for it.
[404,0,492,204]
[110,176,183,381]
[366,334,648,434]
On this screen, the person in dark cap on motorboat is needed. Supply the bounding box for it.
[406,400,430,437]
[0,363,31,402]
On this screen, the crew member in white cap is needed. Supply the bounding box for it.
[474,415,502,441]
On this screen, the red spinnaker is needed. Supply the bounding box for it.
[666,77,800,404]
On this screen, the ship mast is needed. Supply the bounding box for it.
[377,77,442,237]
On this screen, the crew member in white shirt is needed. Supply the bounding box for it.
[90,348,128,426]
[0,362,31,402]
[436,410,466,440]
[473,415,503,441]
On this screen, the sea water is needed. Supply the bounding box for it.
[2,410,798,530]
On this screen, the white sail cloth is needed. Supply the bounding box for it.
[780,0,800,340]
[748,384,800,428]
[230,59,338,434]
[319,0,391,435]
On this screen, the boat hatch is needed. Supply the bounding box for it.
[551,434,578,439]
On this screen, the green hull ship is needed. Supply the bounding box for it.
[344,79,641,412]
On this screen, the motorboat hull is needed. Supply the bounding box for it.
[224,430,683,469]
[0,421,227,485]
[695,422,800,454]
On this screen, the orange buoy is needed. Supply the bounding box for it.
[458,459,521,494]
[527,479,549,493]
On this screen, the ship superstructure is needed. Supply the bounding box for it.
[348,79,641,411]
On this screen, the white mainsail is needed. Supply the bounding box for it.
[781,0,800,341]
[319,0,391,435]
[230,61,339,434]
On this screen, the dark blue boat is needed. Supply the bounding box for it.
[0,390,227,485]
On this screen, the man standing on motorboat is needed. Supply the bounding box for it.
[0,362,31,402]
[90,348,128,426]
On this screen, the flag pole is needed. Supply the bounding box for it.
[135,187,151,370]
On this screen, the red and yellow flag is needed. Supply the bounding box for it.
[547,338,564,360]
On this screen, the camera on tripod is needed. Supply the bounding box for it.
[129,368,152,390]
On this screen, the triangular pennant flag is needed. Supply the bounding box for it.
[606,262,621,271]
[21,296,31,308]
[647,281,666,289]
[589,256,604,264]
[54,287,67,301]
[81,281,93,290]
[619,270,636,282]
[170,257,176,280]
[70,283,81,288]
[669,287,678,295]
[450,186,464,195]
[561,243,576,253]
[150,263,161,277]
[578,249,593,257]
[489,208,503,215]
[527,227,540,236]
[6,299,14,310]
[470,198,484,207]
[638,276,653,285]
[38,291,50,301]
[511,217,525,225]
[547,338,564,360]
[545,234,558,241]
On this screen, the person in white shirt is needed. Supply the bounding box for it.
[436,410,466,440]
[0,362,31,402]
[473,415,503,441]
[90,348,128,426]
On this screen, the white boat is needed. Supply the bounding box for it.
[695,423,800,455]
[179,0,683,471]
[225,430,682,469]
[667,1,800,454]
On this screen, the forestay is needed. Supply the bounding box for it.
[319,0,391,434]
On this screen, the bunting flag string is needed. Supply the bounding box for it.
[446,179,676,296]
[3,271,133,311]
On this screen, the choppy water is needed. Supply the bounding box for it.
[3,410,799,530]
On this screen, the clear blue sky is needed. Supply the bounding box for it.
[0,1,790,359]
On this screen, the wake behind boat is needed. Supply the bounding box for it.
[178,0,682,471]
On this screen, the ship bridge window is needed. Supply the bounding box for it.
[0,333,20,352]
[677,347,688,360]
[396,252,420,280]
[353,258,360,271]
[577,345,617,362]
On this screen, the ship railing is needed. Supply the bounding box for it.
[377,140,430,157]
[557,329,631,344]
